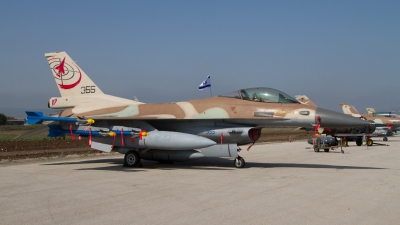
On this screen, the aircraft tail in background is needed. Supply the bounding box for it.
[295,95,317,107]
[340,103,361,117]
[366,108,376,114]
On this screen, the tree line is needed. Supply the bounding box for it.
[0,113,18,125]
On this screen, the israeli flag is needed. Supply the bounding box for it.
[199,75,211,90]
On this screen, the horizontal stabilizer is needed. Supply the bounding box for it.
[48,125,66,137]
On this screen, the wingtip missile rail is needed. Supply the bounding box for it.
[26,111,95,125]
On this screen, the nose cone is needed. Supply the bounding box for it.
[316,108,374,129]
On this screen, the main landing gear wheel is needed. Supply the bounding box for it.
[124,151,141,167]
[234,157,245,168]
[383,137,388,141]
[324,148,330,152]
[367,139,373,146]
[356,138,362,146]
[314,145,320,152]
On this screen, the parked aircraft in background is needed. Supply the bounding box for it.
[366,108,400,118]
[341,103,400,133]
[23,52,375,168]
[296,95,384,150]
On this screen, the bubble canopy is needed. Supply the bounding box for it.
[219,87,300,104]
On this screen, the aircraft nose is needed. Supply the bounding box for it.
[316,108,374,129]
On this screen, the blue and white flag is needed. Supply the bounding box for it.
[199,75,211,90]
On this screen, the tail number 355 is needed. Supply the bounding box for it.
[81,86,96,94]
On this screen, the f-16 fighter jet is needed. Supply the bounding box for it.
[341,103,400,133]
[24,52,375,168]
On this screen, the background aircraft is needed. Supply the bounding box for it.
[24,52,375,168]
[367,108,400,118]
[341,103,400,133]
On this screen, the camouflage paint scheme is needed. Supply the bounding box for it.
[341,103,400,131]
[31,52,375,168]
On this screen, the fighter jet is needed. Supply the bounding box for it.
[366,108,400,118]
[341,103,400,133]
[24,52,375,168]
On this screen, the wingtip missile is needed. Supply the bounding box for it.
[25,111,95,125]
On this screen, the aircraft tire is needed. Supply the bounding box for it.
[342,140,348,146]
[383,137,388,141]
[124,151,141,167]
[356,138,362,146]
[367,139,373,146]
[324,148,329,152]
[313,145,320,152]
[234,157,245,168]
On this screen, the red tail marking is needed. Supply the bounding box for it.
[55,57,66,77]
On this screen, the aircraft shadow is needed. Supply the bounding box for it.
[246,162,385,170]
[42,157,385,171]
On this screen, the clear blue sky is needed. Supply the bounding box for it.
[0,0,399,117]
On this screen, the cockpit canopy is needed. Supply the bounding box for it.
[219,87,300,104]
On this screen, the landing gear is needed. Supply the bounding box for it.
[124,151,141,167]
[324,148,330,152]
[383,137,388,141]
[356,138,362,146]
[367,139,373,146]
[234,156,245,168]
[314,145,320,152]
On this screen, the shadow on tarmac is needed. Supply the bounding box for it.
[42,157,386,171]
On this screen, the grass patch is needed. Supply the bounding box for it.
[0,125,75,141]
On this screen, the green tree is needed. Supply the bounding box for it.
[0,113,7,125]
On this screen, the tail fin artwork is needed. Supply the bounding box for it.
[340,103,361,117]
[46,52,104,97]
[366,108,376,114]
[295,95,317,107]
[45,52,142,111]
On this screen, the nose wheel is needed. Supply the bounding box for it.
[234,156,245,168]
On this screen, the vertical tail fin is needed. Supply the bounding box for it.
[295,95,317,107]
[366,108,376,114]
[340,103,361,116]
[45,52,104,97]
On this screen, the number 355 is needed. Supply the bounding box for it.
[81,86,96,94]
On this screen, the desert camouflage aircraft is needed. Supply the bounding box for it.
[25,52,375,168]
[366,108,400,118]
[341,103,400,133]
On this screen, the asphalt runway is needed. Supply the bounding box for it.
[1,136,400,225]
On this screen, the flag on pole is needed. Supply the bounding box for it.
[199,75,211,90]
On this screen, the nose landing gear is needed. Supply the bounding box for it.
[234,156,245,168]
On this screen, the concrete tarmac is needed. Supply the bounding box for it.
[1,136,400,225]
